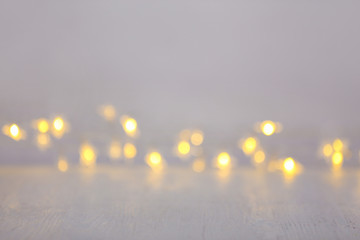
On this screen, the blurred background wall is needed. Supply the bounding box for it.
[1,0,359,164]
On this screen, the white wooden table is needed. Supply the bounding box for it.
[0,166,359,240]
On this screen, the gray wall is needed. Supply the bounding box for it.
[1,0,359,164]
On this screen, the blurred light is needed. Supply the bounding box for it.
[52,117,67,138]
[332,139,344,152]
[57,156,68,172]
[322,144,333,157]
[10,124,20,139]
[2,123,25,141]
[332,152,343,166]
[241,137,257,155]
[261,121,276,136]
[177,141,191,156]
[192,158,206,173]
[216,152,231,170]
[108,141,122,160]
[121,116,137,137]
[53,117,64,131]
[35,133,51,150]
[253,150,265,164]
[146,151,165,171]
[190,130,204,146]
[123,143,137,159]
[98,105,116,121]
[80,143,97,168]
[283,157,295,172]
[36,119,49,133]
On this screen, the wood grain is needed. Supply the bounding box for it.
[0,166,360,240]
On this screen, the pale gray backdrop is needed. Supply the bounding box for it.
[0,0,359,164]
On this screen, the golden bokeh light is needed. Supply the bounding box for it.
[79,143,97,168]
[108,141,122,160]
[322,143,333,158]
[332,139,344,152]
[192,158,206,173]
[57,156,69,172]
[98,105,116,122]
[177,140,191,156]
[241,137,257,155]
[34,119,49,133]
[283,157,295,173]
[332,152,343,166]
[35,133,51,150]
[261,121,276,136]
[121,116,138,137]
[51,117,67,138]
[216,152,231,170]
[145,151,165,171]
[253,150,265,164]
[190,130,204,146]
[123,143,137,159]
[2,123,25,141]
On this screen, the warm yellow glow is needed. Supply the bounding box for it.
[36,133,51,150]
[57,157,68,172]
[36,119,49,133]
[2,124,25,141]
[241,137,257,155]
[216,152,231,170]
[123,143,137,159]
[322,143,333,157]
[108,141,122,159]
[261,121,276,136]
[332,152,343,166]
[332,139,343,152]
[146,151,164,171]
[10,124,20,138]
[283,157,295,172]
[52,117,67,138]
[177,141,191,155]
[253,150,265,164]
[80,143,97,168]
[53,117,64,131]
[192,158,206,173]
[190,130,204,146]
[99,105,116,121]
[121,116,137,137]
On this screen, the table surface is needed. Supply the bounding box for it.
[0,166,360,240]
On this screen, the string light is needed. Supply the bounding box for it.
[57,156,69,172]
[252,150,266,165]
[332,152,343,167]
[322,143,333,158]
[108,140,122,160]
[283,157,295,173]
[35,133,51,150]
[123,143,137,159]
[145,151,165,172]
[260,121,276,136]
[79,143,97,168]
[98,105,116,122]
[34,118,49,133]
[120,116,138,137]
[190,130,204,146]
[51,116,68,138]
[2,123,25,141]
[240,137,257,155]
[215,152,231,170]
[177,140,191,157]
